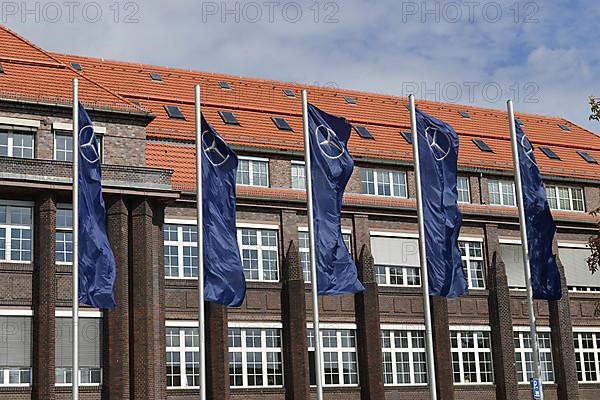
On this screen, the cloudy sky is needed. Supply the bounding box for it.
[4,0,599,132]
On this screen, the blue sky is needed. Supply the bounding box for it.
[4,0,599,133]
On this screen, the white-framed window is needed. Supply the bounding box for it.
[361,168,408,198]
[457,176,471,203]
[238,227,279,282]
[298,230,352,282]
[55,311,102,386]
[237,157,269,187]
[573,330,600,383]
[228,324,283,388]
[56,206,73,264]
[450,327,494,384]
[569,286,600,293]
[545,185,585,212]
[291,161,305,190]
[163,222,198,279]
[0,129,34,158]
[53,129,103,163]
[381,327,427,386]
[0,202,33,263]
[166,325,200,388]
[308,326,359,387]
[459,240,485,289]
[0,311,32,387]
[513,328,554,383]
[488,179,515,206]
[375,265,420,287]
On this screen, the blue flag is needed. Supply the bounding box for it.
[307,103,364,295]
[201,115,246,307]
[514,122,561,300]
[78,103,116,308]
[415,109,468,298]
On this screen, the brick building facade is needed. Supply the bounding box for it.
[0,24,599,400]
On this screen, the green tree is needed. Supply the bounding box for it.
[588,96,600,273]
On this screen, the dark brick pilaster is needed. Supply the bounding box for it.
[129,199,166,400]
[355,244,385,400]
[205,302,230,400]
[550,241,579,400]
[351,214,370,255]
[484,224,519,400]
[431,297,454,400]
[32,193,56,400]
[103,196,130,400]
[281,240,309,400]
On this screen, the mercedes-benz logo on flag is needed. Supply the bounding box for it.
[202,130,230,166]
[520,134,536,164]
[79,125,101,164]
[425,127,452,161]
[315,124,345,159]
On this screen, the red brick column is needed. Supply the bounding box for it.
[281,240,309,400]
[431,297,454,400]
[205,302,230,399]
[355,244,385,400]
[32,193,56,400]
[103,196,130,399]
[550,241,580,400]
[129,199,166,400]
[484,224,519,400]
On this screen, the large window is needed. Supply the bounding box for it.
[0,314,31,387]
[55,315,102,386]
[238,228,279,282]
[298,230,351,282]
[228,325,283,388]
[291,161,305,190]
[488,179,515,206]
[54,131,103,162]
[164,223,198,279]
[361,169,408,198]
[166,326,199,388]
[545,185,585,212]
[237,157,269,187]
[573,331,600,383]
[0,203,32,262]
[459,240,485,289]
[372,236,421,287]
[381,328,427,386]
[450,328,494,384]
[457,176,471,203]
[375,265,421,287]
[56,206,73,264]
[308,327,358,386]
[514,329,554,383]
[0,129,34,158]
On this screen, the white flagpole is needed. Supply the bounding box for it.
[507,100,544,399]
[408,94,438,400]
[72,78,80,400]
[194,85,207,400]
[301,89,324,400]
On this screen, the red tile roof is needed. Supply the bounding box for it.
[46,52,600,187]
[0,25,143,113]
[1,24,600,202]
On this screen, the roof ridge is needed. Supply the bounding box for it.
[0,24,144,112]
[53,51,579,124]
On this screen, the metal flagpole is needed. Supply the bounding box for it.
[301,89,324,400]
[507,100,544,400]
[408,94,438,400]
[194,85,207,400]
[72,78,80,400]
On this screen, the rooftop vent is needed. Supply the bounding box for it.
[540,146,560,160]
[272,117,293,131]
[150,72,163,82]
[219,81,231,90]
[283,89,296,98]
[472,139,493,152]
[400,131,413,144]
[578,151,598,164]
[459,111,470,118]
[70,62,83,71]
[558,123,571,131]
[345,97,357,105]
[354,125,374,139]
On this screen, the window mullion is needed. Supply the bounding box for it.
[261,330,268,386]
[337,331,344,384]
[241,330,249,387]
